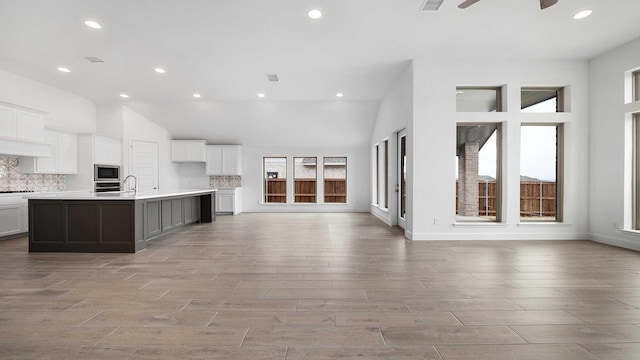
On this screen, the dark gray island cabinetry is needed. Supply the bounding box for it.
[27,189,217,253]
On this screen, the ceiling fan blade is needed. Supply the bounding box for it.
[458,0,481,9]
[540,0,559,9]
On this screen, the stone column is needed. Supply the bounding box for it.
[459,142,479,217]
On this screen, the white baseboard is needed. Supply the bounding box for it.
[370,208,393,226]
[242,207,369,213]
[409,232,589,241]
[590,233,640,251]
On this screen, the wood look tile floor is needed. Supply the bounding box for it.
[1,213,640,359]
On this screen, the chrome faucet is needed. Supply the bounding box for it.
[122,175,138,193]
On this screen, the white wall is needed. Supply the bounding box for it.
[241,146,369,213]
[589,38,640,251]
[0,69,95,133]
[96,106,124,139]
[122,107,180,190]
[409,58,590,240]
[369,62,413,225]
[178,163,209,189]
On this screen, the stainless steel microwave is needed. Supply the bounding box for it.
[94,164,120,181]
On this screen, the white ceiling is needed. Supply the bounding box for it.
[0,0,639,144]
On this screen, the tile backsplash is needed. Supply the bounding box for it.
[0,157,65,192]
[210,175,242,188]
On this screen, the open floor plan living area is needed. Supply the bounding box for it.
[2,0,640,359]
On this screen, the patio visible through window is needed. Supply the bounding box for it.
[456,124,501,222]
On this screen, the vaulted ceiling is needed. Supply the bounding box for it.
[1,0,639,145]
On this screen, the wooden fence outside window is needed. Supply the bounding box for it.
[456,181,556,218]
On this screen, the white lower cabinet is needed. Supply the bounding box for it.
[215,188,242,215]
[0,203,27,237]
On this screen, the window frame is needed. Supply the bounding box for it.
[519,123,564,222]
[263,156,288,204]
[293,157,317,204]
[323,156,347,204]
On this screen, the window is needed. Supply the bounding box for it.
[521,87,565,112]
[294,157,317,203]
[520,124,563,222]
[384,140,389,208]
[634,71,640,102]
[456,124,501,222]
[376,140,388,208]
[373,145,379,206]
[263,157,287,203]
[324,157,347,203]
[456,87,503,112]
[634,114,640,229]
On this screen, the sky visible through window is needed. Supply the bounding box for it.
[457,98,558,182]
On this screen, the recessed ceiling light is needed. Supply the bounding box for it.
[193,93,202,98]
[119,94,129,98]
[308,9,323,19]
[573,9,593,20]
[456,90,465,94]
[57,67,71,73]
[84,20,102,29]
[257,93,266,98]
[154,68,166,74]
[336,93,344,97]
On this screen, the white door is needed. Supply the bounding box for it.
[131,141,159,192]
[397,129,407,229]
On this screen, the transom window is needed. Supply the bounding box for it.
[456,87,503,112]
[634,71,640,102]
[521,87,565,112]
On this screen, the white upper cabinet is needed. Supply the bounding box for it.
[94,135,122,166]
[0,105,16,137]
[171,140,206,162]
[19,129,77,174]
[0,104,45,142]
[206,145,242,175]
[15,110,44,142]
[57,131,78,173]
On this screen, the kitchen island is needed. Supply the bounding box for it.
[26,189,217,253]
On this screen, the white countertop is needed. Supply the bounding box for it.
[24,188,218,201]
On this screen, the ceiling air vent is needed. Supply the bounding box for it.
[267,74,279,82]
[85,56,104,63]
[421,0,444,11]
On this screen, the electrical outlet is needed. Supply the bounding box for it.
[434,218,440,225]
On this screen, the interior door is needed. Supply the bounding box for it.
[131,141,159,192]
[397,129,407,229]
